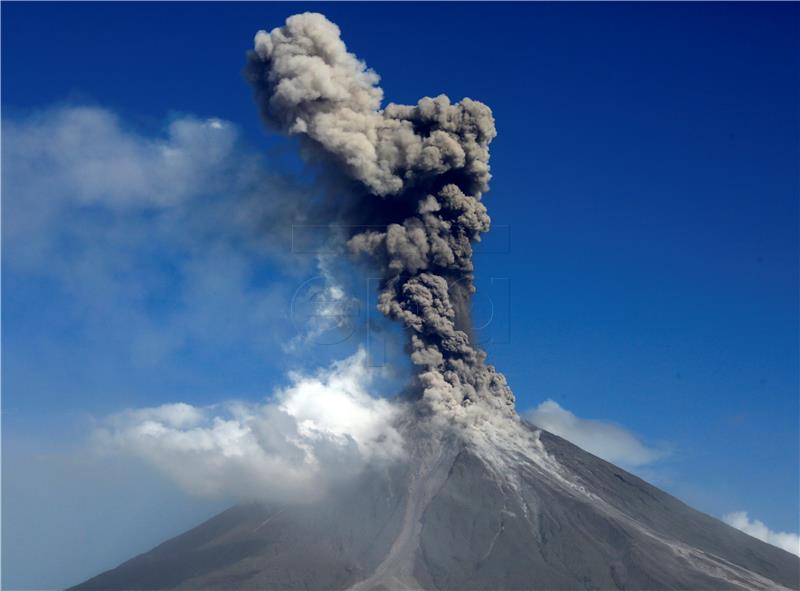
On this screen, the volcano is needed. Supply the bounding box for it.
[71,419,799,591]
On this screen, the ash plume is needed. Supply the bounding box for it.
[246,12,515,420]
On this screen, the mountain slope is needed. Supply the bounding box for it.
[71,422,799,591]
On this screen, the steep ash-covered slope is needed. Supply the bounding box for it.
[413,427,799,591]
[71,421,799,591]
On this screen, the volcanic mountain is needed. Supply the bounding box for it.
[71,417,799,591]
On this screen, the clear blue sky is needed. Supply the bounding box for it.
[3,3,798,589]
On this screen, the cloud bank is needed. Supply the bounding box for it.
[523,399,667,468]
[95,349,405,502]
[3,105,315,367]
[723,511,800,557]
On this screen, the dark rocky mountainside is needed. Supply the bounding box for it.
[71,422,800,591]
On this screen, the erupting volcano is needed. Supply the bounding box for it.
[71,13,800,591]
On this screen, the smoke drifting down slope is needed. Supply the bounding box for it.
[246,12,515,421]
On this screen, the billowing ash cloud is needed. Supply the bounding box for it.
[246,12,515,420]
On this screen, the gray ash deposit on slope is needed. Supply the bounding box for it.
[70,14,800,591]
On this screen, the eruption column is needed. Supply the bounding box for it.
[247,12,515,420]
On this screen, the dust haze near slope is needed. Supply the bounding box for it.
[94,349,404,503]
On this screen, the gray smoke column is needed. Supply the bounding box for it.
[247,12,515,420]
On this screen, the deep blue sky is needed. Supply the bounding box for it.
[3,2,798,588]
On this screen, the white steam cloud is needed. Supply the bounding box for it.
[95,349,405,501]
[723,511,800,557]
[523,399,667,468]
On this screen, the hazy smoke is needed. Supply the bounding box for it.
[247,13,515,420]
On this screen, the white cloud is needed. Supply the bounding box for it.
[523,399,667,468]
[723,511,800,556]
[3,105,315,366]
[4,107,239,261]
[95,349,405,501]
